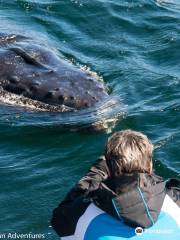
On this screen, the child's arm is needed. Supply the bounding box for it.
[51,156,110,236]
[166,178,180,207]
[62,155,110,204]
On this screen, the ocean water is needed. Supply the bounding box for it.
[0,0,179,239]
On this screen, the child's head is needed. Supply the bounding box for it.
[105,130,153,176]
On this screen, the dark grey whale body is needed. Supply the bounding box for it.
[0,33,108,112]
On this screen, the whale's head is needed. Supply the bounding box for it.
[0,34,122,131]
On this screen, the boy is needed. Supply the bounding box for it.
[51,130,180,240]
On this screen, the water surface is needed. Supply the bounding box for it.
[0,0,179,239]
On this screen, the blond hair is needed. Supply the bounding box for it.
[105,130,153,176]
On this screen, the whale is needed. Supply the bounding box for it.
[0,33,109,112]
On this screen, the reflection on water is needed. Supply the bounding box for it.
[0,97,123,132]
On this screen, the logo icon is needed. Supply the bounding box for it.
[135,227,144,235]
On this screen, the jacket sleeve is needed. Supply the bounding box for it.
[51,155,110,236]
[76,156,110,191]
[61,155,110,205]
[166,178,180,207]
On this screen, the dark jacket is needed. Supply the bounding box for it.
[51,156,180,237]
